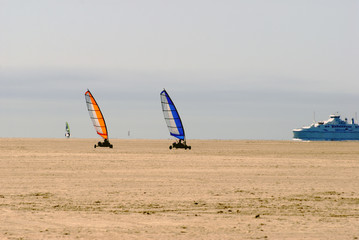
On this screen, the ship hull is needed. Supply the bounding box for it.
[293,130,359,141]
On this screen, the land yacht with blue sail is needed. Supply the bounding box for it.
[160,89,191,150]
[293,113,359,141]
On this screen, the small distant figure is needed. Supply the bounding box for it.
[128,130,130,137]
[65,122,70,138]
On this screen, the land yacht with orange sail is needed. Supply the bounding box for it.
[85,89,113,148]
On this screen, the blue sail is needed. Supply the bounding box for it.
[160,89,185,140]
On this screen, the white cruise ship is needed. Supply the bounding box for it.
[293,114,359,141]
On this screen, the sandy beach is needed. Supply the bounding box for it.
[0,138,358,239]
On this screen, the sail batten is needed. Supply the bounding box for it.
[85,90,108,139]
[160,89,185,140]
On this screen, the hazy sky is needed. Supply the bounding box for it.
[1,0,358,140]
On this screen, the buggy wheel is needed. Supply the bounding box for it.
[94,145,97,148]
[188,146,191,150]
[110,144,113,148]
[169,146,172,150]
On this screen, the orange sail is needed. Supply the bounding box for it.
[85,90,108,139]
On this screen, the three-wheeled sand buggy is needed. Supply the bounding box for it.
[94,138,113,148]
[169,140,191,150]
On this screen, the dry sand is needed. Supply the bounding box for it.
[0,138,358,239]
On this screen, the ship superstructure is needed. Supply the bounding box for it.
[293,114,359,141]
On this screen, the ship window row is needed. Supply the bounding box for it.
[326,125,352,128]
